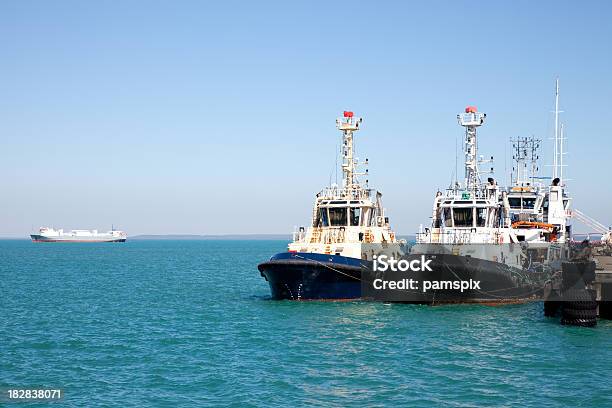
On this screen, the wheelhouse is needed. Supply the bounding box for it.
[506,187,544,224]
[313,199,382,228]
[436,198,499,229]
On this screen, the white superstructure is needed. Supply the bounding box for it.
[288,111,401,258]
[414,98,573,269]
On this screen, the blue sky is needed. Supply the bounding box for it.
[1,0,611,236]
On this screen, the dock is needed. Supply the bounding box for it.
[594,255,612,317]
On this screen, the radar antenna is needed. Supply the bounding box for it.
[336,111,367,191]
[510,136,542,187]
[457,106,490,193]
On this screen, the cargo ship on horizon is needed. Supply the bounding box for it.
[30,227,127,243]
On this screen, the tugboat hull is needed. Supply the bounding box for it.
[364,253,547,304]
[258,252,366,300]
[259,252,549,303]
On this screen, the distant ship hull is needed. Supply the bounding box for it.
[30,235,126,243]
[258,252,366,300]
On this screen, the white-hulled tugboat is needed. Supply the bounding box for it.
[258,111,401,300]
[409,97,572,303]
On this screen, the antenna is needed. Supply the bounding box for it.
[547,78,568,184]
[553,78,560,180]
[560,123,566,186]
[510,136,542,186]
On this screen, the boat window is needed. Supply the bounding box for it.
[476,208,487,227]
[320,208,329,227]
[329,207,347,226]
[523,198,536,209]
[350,207,361,226]
[443,208,453,227]
[453,208,473,227]
[508,197,521,208]
[367,209,375,226]
[490,209,499,227]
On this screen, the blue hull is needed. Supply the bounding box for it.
[258,252,368,300]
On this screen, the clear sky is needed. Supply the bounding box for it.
[1,0,611,236]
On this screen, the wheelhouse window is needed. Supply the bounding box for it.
[314,211,321,227]
[350,207,361,226]
[476,208,487,227]
[508,197,521,208]
[453,207,473,227]
[364,208,374,226]
[443,208,453,227]
[491,209,500,227]
[523,198,536,209]
[329,207,347,226]
[319,208,329,227]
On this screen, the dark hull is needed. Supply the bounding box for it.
[258,252,548,303]
[258,252,366,300]
[364,253,547,304]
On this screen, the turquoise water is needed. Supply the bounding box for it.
[1,239,611,407]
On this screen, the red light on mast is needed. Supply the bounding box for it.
[465,106,477,113]
[343,111,354,118]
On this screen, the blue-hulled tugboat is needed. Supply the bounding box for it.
[258,111,401,300]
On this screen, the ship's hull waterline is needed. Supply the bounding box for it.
[259,252,546,303]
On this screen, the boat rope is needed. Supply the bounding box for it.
[442,263,542,300]
[292,254,363,282]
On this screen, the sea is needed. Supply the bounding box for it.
[1,239,611,407]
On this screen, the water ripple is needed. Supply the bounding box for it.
[1,240,610,407]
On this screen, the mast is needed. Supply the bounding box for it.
[559,123,564,185]
[553,78,560,180]
[457,106,487,193]
[336,111,365,191]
